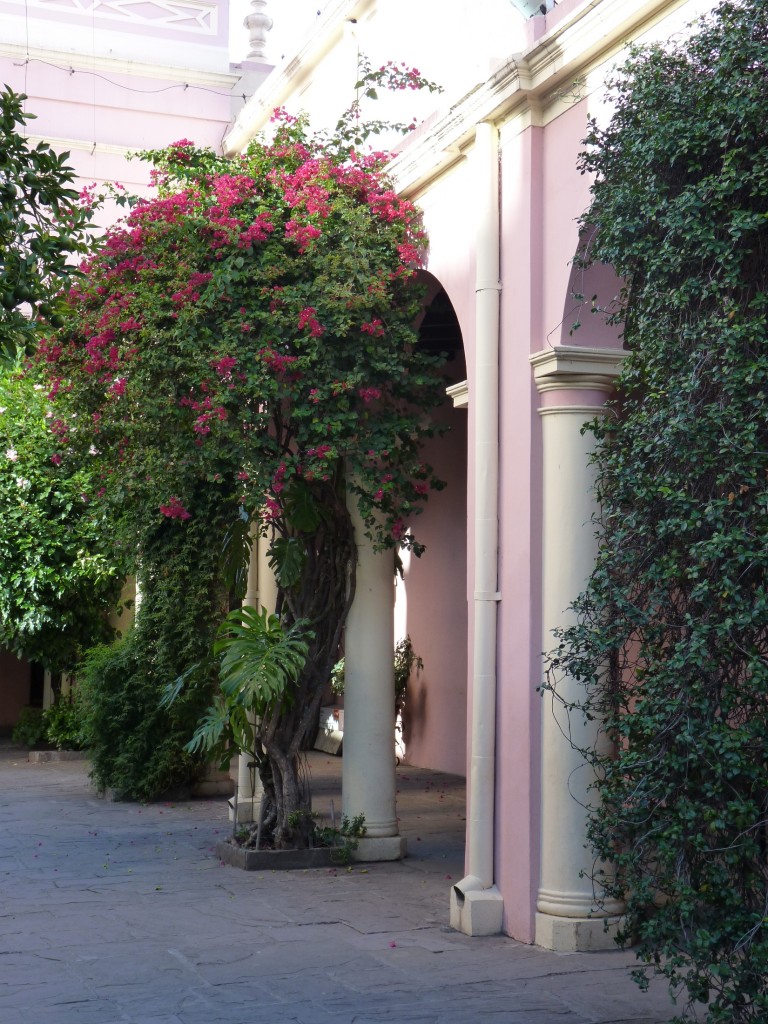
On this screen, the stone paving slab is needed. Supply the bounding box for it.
[0,747,678,1024]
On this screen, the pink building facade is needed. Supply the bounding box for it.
[0,0,250,199]
[2,0,717,949]
[225,0,716,947]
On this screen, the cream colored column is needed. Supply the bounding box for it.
[530,345,626,952]
[230,525,276,824]
[342,491,406,860]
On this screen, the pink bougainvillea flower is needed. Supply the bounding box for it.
[360,319,385,337]
[159,496,191,520]
[285,219,322,253]
[358,387,381,404]
[297,306,324,338]
[212,356,237,379]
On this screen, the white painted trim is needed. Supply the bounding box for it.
[25,134,135,157]
[446,380,468,409]
[0,41,239,87]
[388,0,692,196]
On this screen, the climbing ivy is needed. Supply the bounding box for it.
[78,491,229,801]
[546,3,768,1021]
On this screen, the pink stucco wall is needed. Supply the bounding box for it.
[400,83,627,942]
[0,0,238,214]
[495,121,545,942]
[541,99,625,351]
[398,164,477,780]
[401,398,468,777]
[0,58,235,200]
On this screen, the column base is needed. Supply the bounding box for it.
[450,883,504,936]
[535,912,624,952]
[353,835,407,862]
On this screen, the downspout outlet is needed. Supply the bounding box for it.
[450,875,504,936]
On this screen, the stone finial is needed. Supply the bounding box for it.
[244,0,273,61]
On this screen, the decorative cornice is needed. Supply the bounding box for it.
[530,344,626,394]
[223,0,693,174]
[388,0,690,196]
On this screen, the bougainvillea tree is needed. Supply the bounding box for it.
[41,76,445,832]
[546,3,768,1020]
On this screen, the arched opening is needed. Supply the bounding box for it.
[396,280,468,777]
[556,247,624,349]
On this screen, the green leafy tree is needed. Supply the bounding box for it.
[0,362,123,669]
[41,67,446,832]
[0,88,95,359]
[546,3,768,1021]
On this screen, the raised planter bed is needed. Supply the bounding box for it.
[27,749,89,763]
[215,840,343,871]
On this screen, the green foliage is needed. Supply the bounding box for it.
[547,4,768,1021]
[11,706,45,748]
[0,88,96,360]
[36,58,446,844]
[43,690,88,750]
[394,634,423,714]
[173,605,311,768]
[78,500,227,801]
[315,812,367,865]
[330,634,423,713]
[0,362,124,669]
[329,656,346,698]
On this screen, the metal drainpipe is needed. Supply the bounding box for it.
[453,120,502,905]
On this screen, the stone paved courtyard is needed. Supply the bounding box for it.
[0,746,676,1024]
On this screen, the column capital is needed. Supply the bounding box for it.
[530,345,626,396]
